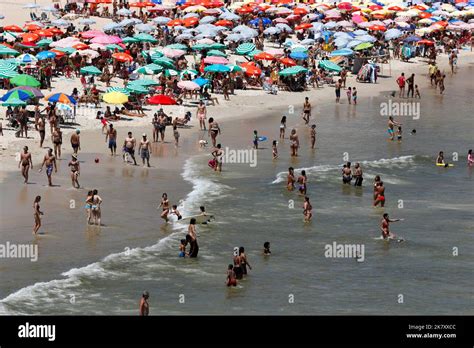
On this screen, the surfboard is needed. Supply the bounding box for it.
[436,163,454,167]
[178,214,215,224]
[373,236,404,243]
[257,136,267,142]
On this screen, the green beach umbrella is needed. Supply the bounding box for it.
[228,65,243,72]
[150,51,164,61]
[354,42,373,51]
[106,44,124,52]
[37,39,53,47]
[207,49,227,57]
[166,43,187,50]
[204,64,230,73]
[279,65,308,76]
[10,74,40,87]
[0,45,20,56]
[179,69,198,78]
[247,49,262,58]
[209,43,226,50]
[106,87,131,96]
[236,42,256,55]
[129,78,160,86]
[191,43,211,51]
[136,63,163,75]
[122,37,139,44]
[291,46,308,53]
[0,60,18,72]
[80,66,102,75]
[55,47,76,55]
[164,69,178,77]
[152,57,175,69]
[126,84,149,94]
[2,97,27,106]
[133,33,158,43]
[318,60,342,72]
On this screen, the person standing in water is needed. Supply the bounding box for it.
[105,124,117,156]
[352,87,357,104]
[346,87,352,104]
[396,72,406,98]
[226,264,237,287]
[18,146,33,184]
[239,247,252,276]
[287,167,295,191]
[39,148,57,186]
[263,242,271,255]
[123,131,137,165]
[373,181,386,207]
[33,195,43,235]
[253,130,259,150]
[208,117,221,147]
[388,116,402,141]
[310,124,316,149]
[211,144,223,172]
[353,163,363,187]
[302,97,311,124]
[91,189,103,226]
[272,140,278,159]
[85,191,93,225]
[138,134,151,168]
[303,196,313,222]
[335,79,342,103]
[289,129,299,157]
[467,149,474,166]
[196,101,207,130]
[70,129,80,155]
[380,213,401,240]
[68,154,80,189]
[436,151,445,165]
[139,291,149,316]
[158,193,170,223]
[342,162,352,184]
[279,115,286,139]
[186,218,199,258]
[297,170,307,195]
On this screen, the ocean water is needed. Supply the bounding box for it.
[0,69,473,315]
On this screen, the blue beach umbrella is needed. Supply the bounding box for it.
[36,51,56,60]
[193,77,209,87]
[204,64,230,73]
[289,52,308,60]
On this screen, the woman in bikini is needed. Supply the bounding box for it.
[208,117,221,147]
[289,129,299,157]
[33,195,43,235]
[303,196,313,222]
[51,127,63,159]
[68,154,80,189]
[287,167,295,191]
[85,191,93,224]
[279,115,287,139]
[196,101,207,130]
[159,193,170,223]
[91,189,103,226]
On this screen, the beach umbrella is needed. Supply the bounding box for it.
[16,54,38,65]
[130,78,160,87]
[235,42,255,55]
[329,48,354,57]
[126,84,149,94]
[51,19,70,27]
[385,28,403,40]
[354,42,374,50]
[246,50,262,58]
[136,24,155,33]
[0,90,34,102]
[153,57,175,68]
[209,43,226,50]
[91,35,122,45]
[207,49,226,57]
[148,95,177,105]
[200,16,216,24]
[37,39,53,47]
[103,23,123,31]
[4,25,23,32]
[9,86,43,98]
[163,69,179,77]
[166,43,188,50]
[23,3,40,8]
[50,37,81,48]
[279,57,296,66]
[215,20,233,27]
[50,49,68,57]
[117,8,132,16]
[318,60,342,72]
[24,23,43,32]
[176,33,194,41]
[149,51,164,61]
[122,37,139,44]
[203,56,229,64]
[0,60,18,78]
[193,77,209,87]
[177,80,200,91]
[106,44,124,52]
[1,96,27,106]
[137,64,163,74]
[180,69,198,78]
[289,52,308,60]
[153,16,171,25]
[80,18,96,25]
[106,87,131,96]
[112,52,133,62]
[275,23,293,33]
[204,64,230,73]
[36,51,56,60]
[226,34,243,42]
[278,66,308,76]
[81,30,104,39]
[133,33,158,43]
[0,45,19,56]
[10,74,40,87]
[162,48,186,58]
[253,52,275,61]
[80,66,102,75]
[103,92,129,104]
[44,93,76,104]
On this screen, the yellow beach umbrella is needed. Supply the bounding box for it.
[102,91,128,104]
[184,5,206,13]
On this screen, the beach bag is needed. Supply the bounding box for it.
[208,159,217,169]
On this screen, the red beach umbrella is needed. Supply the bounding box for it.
[112,52,133,62]
[148,95,177,105]
[4,25,23,32]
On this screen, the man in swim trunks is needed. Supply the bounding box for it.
[297,170,307,195]
[396,72,406,98]
[353,163,363,187]
[139,291,149,316]
[39,148,57,186]
[406,73,415,98]
[138,133,151,167]
[388,116,402,141]
[105,124,117,156]
[152,113,159,142]
[158,110,167,143]
[18,146,33,184]
[123,131,137,165]
[302,97,311,124]
[51,126,62,159]
[373,181,385,207]
[342,163,352,184]
[68,154,80,189]
[70,129,81,154]
[380,213,401,240]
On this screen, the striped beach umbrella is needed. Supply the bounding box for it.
[152,57,175,68]
[10,74,40,87]
[278,66,308,76]
[106,87,131,96]
[126,84,149,94]
[80,66,102,75]
[16,54,38,64]
[44,93,77,104]
[236,42,256,55]
[37,39,53,47]
[1,96,27,106]
[179,69,198,79]
[164,69,179,77]
[137,63,163,74]
[133,33,158,43]
[129,78,160,86]
[150,51,164,61]
[0,89,34,102]
[0,45,19,56]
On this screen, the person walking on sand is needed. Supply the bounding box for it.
[51,126,62,159]
[302,97,311,124]
[18,146,33,184]
[39,148,57,186]
[158,110,167,143]
[289,129,299,157]
[158,193,170,223]
[138,134,151,167]
[196,101,207,130]
[33,195,43,235]
[68,154,80,189]
[208,117,221,147]
[139,291,149,316]
[105,124,117,156]
[396,73,406,98]
[70,129,81,155]
[310,124,316,149]
[279,115,286,139]
[37,116,46,148]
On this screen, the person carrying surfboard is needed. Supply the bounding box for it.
[380,213,401,240]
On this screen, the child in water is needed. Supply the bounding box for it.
[226,264,237,287]
[179,239,187,257]
[253,130,259,149]
[171,205,182,220]
[263,242,271,255]
[396,126,402,142]
[346,87,352,104]
[352,87,357,104]
[272,140,278,159]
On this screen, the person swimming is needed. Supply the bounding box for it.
[263,242,271,255]
[172,205,182,220]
